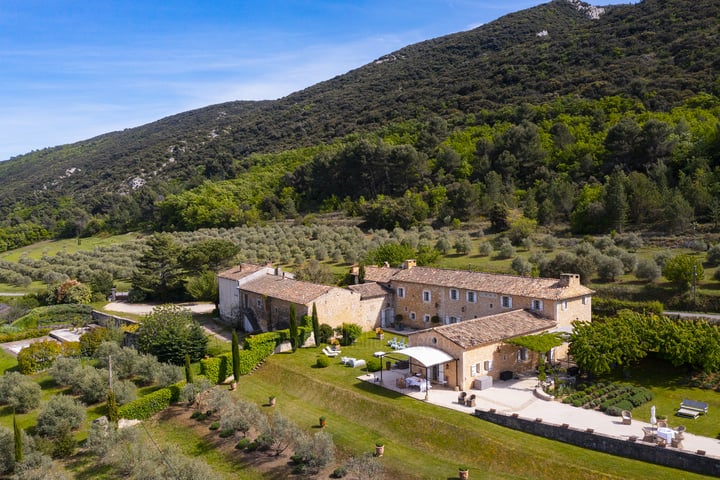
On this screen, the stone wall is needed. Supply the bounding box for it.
[473,409,720,477]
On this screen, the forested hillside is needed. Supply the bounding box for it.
[0,0,719,250]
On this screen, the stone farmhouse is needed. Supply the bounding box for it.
[217,263,386,332]
[218,260,594,389]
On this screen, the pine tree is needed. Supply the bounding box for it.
[311,303,320,347]
[289,304,298,352]
[231,331,241,382]
[13,413,22,463]
[131,233,184,300]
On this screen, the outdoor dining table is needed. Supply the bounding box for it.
[656,427,675,443]
[405,376,431,392]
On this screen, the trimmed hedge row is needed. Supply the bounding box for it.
[118,381,185,420]
[201,332,279,384]
[0,327,51,343]
[11,304,93,329]
[592,298,663,318]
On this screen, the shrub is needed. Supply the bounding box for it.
[366,358,381,372]
[316,356,330,368]
[340,323,362,346]
[17,340,62,374]
[209,421,220,430]
[318,324,334,344]
[117,381,184,420]
[235,438,251,450]
[707,244,720,266]
[331,466,347,478]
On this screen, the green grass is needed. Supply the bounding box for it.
[603,357,720,439]
[223,332,710,479]
[0,233,140,262]
[0,349,17,374]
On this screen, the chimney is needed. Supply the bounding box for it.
[559,273,580,287]
[402,259,417,270]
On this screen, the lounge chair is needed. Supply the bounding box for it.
[387,336,398,346]
[322,346,339,357]
[352,359,366,369]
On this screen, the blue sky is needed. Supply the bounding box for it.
[0,0,634,161]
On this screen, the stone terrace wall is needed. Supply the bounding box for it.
[473,409,720,478]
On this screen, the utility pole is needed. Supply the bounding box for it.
[693,263,697,307]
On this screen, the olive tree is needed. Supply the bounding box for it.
[0,372,41,413]
[36,395,86,438]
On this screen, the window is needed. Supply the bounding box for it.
[501,295,512,308]
[422,290,431,303]
[397,287,405,298]
[582,295,589,305]
[470,363,477,376]
[256,298,262,308]
[449,289,459,300]
[448,316,459,324]
[531,299,543,311]
[562,300,568,311]
[409,312,416,320]
[517,348,528,362]
[484,360,493,371]
[423,314,431,323]
[467,291,477,303]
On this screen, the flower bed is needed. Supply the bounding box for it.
[560,382,653,415]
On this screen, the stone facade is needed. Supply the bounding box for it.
[218,264,388,333]
[377,262,592,331]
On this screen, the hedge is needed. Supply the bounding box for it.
[118,381,185,420]
[0,328,51,343]
[201,332,279,384]
[592,298,663,318]
[11,304,93,329]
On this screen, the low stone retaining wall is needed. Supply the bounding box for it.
[473,409,720,477]
[91,311,138,347]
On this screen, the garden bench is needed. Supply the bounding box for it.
[676,399,708,419]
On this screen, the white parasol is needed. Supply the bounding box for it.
[650,405,656,427]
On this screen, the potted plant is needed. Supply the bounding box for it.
[375,327,384,340]
[319,416,326,428]
[268,395,276,406]
[458,466,469,479]
[374,442,385,457]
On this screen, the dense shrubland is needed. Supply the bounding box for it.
[1,0,720,251]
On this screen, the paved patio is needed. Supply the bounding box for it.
[359,369,720,459]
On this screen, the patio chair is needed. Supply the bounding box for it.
[458,391,467,404]
[621,410,632,425]
[657,420,668,428]
[641,426,655,442]
[465,394,476,407]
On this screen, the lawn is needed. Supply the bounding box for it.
[221,332,711,479]
[603,356,720,439]
[0,233,140,262]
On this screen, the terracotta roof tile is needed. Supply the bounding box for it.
[387,266,593,300]
[240,275,335,305]
[421,310,556,349]
[363,266,401,283]
[217,263,266,280]
[348,282,390,299]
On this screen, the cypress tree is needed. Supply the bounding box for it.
[311,303,320,347]
[289,304,298,352]
[231,330,241,382]
[184,353,194,384]
[107,389,119,427]
[14,413,22,463]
